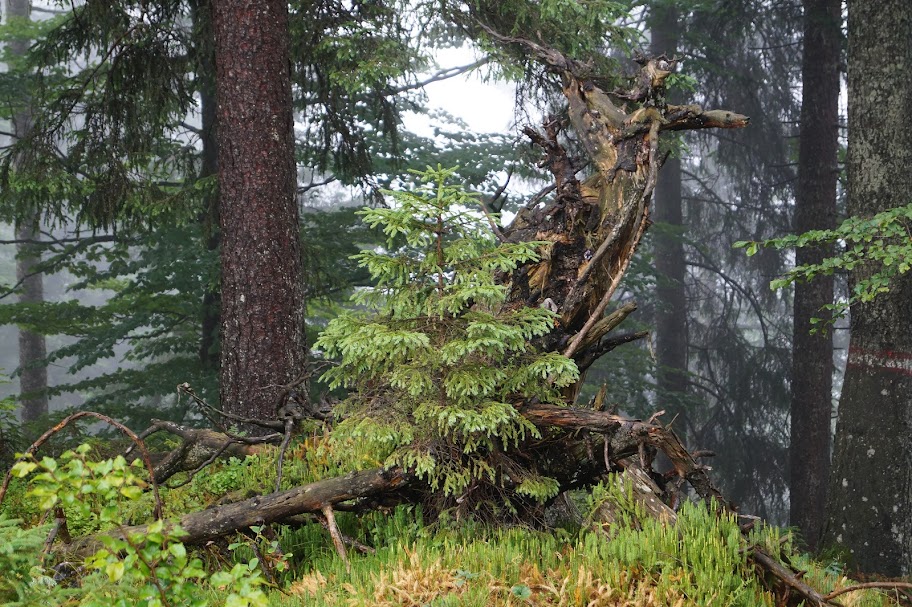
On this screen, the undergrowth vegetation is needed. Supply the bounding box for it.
[0,444,893,607]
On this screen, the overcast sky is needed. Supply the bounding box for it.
[404,46,517,136]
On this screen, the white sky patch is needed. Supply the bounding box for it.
[403,46,516,137]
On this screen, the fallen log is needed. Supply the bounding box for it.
[134,419,279,484]
[65,467,408,557]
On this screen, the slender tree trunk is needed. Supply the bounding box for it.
[789,0,839,553]
[823,0,912,576]
[211,0,304,422]
[650,5,689,442]
[193,0,220,371]
[7,0,49,423]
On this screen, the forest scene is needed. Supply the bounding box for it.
[1,0,911,605]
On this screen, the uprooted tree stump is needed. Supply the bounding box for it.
[1,29,854,607]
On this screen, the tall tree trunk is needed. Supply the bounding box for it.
[7,0,49,423]
[193,0,220,371]
[789,0,839,553]
[649,4,689,442]
[211,0,304,422]
[823,0,912,576]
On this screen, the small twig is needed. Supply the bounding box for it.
[321,505,350,571]
[479,170,511,241]
[297,176,338,194]
[312,515,376,554]
[489,167,513,210]
[823,582,912,602]
[523,183,557,211]
[178,383,284,431]
[647,410,666,425]
[577,330,650,372]
[42,508,71,557]
[275,418,295,492]
[250,540,275,585]
[391,57,490,94]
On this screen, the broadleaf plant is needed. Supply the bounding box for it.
[735,202,912,329]
[316,166,578,510]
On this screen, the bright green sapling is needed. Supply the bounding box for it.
[316,166,579,508]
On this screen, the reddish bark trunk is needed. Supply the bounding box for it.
[211,0,305,424]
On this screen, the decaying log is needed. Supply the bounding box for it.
[134,419,279,484]
[65,467,408,557]
[521,402,727,505]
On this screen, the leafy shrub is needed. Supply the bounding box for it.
[7,445,271,607]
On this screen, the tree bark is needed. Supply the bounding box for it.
[7,0,49,423]
[789,0,839,553]
[649,3,689,443]
[823,0,912,576]
[211,0,305,423]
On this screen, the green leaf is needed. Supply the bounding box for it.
[511,584,532,599]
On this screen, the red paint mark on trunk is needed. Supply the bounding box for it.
[846,346,912,376]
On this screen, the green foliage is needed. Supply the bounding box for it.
[279,499,825,607]
[736,203,912,326]
[81,519,211,607]
[316,166,577,505]
[468,0,639,92]
[275,496,889,607]
[0,1,201,229]
[0,514,49,604]
[0,394,22,469]
[6,445,270,607]
[0,224,219,423]
[587,480,755,604]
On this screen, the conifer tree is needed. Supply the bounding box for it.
[317,166,579,510]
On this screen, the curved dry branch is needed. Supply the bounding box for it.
[0,411,163,520]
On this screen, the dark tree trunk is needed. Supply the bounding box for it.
[193,0,220,371]
[8,0,48,423]
[649,4,689,443]
[789,0,839,553]
[211,0,305,422]
[823,0,912,576]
